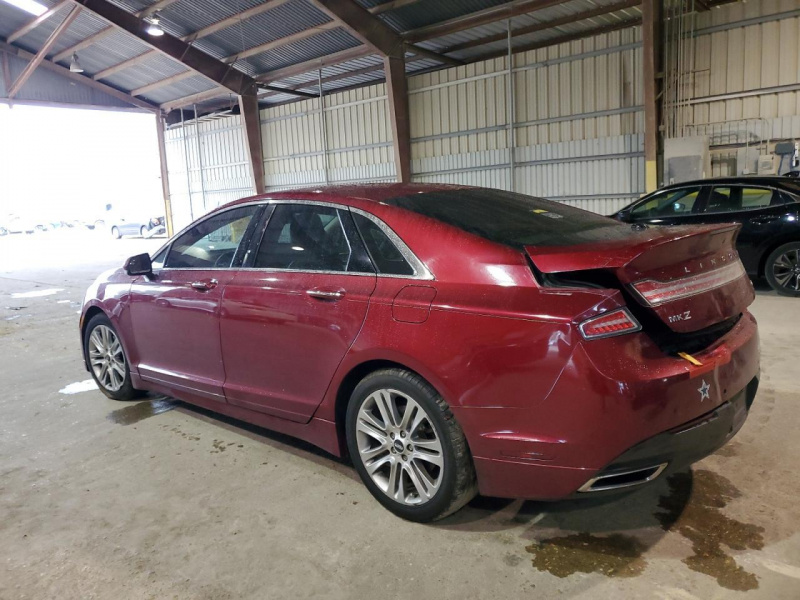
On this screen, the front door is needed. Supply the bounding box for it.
[128,204,261,401]
[220,202,377,422]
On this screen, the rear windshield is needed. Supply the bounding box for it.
[385,189,632,248]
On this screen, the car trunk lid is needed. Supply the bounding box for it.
[525,224,755,333]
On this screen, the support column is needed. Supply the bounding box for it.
[384,55,411,183]
[642,0,660,192]
[238,94,266,194]
[154,114,174,237]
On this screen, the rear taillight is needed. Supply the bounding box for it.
[579,308,641,340]
[632,261,746,306]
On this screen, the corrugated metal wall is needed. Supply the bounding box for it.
[681,0,800,140]
[409,27,645,213]
[162,2,800,222]
[263,84,396,190]
[164,114,254,231]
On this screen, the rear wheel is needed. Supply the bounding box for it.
[765,242,800,296]
[346,368,476,522]
[140,226,148,238]
[111,226,121,239]
[83,314,142,400]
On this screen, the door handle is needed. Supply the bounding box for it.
[191,279,218,291]
[306,289,344,300]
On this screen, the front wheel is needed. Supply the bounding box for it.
[140,226,148,238]
[346,368,476,522]
[111,226,121,239]
[83,314,143,400]
[765,242,800,296]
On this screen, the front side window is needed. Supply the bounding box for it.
[254,204,372,273]
[630,187,702,218]
[165,205,259,269]
[151,247,167,269]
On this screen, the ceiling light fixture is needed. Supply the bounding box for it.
[146,14,164,36]
[69,53,84,73]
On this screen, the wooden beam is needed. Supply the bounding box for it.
[136,0,181,19]
[256,45,372,84]
[404,0,563,43]
[238,94,265,194]
[642,0,659,192]
[93,50,155,80]
[368,0,423,15]
[309,0,405,57]
[182,0,291,43]
[154,115,174,236]
[72,0,257,95]
[7,0,70,44]
[0,39,160,112]
[403,42,461,66]
[440,0,641,54]
[384,55,410,182]
[223,21,339,64]
[8,6,81,99]
[131,69,193,96]
[52,26,114,63]
[161,87,232,111]
[310,0,457,65]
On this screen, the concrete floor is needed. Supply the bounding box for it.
[1,229,799,600]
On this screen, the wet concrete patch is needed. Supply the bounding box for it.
[525,532,647,578]
[656,469,765,591]
[107,398,177,425]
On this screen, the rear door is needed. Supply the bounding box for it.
[220,202,377,423]
[694,185,787,273]
[626,186,708,226]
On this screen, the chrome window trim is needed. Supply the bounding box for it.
[152,199,434,280]
[349,206,434,280]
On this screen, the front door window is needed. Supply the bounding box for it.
[165,205,259,269]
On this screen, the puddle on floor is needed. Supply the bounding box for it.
[656,469,765,591]
[525,532,647,578]
[107,398,177,425]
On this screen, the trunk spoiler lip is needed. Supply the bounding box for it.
[525,223,741,274]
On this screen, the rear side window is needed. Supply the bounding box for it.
[385,189,630,248]
[630,187,702,218]
[352,213,414,276]
[706,187,776,213]
[254,204,372,273]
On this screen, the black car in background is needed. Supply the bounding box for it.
[612,176,800,296]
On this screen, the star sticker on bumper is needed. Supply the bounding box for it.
[698,379,711,402]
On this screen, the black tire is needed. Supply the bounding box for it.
[82,313,143,401]
[140,226,148,238]
[111,226,121,239]
[346,368,477,522]
[764,241,800,297]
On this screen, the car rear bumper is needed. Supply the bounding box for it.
[458,311,760,500]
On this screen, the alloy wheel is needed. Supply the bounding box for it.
[772,248,800,292]
[355,388,444,505]
[88,325,126,392]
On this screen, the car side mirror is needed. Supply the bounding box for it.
[124,253,153,276]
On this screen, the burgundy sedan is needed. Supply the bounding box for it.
[80,184,760,522]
